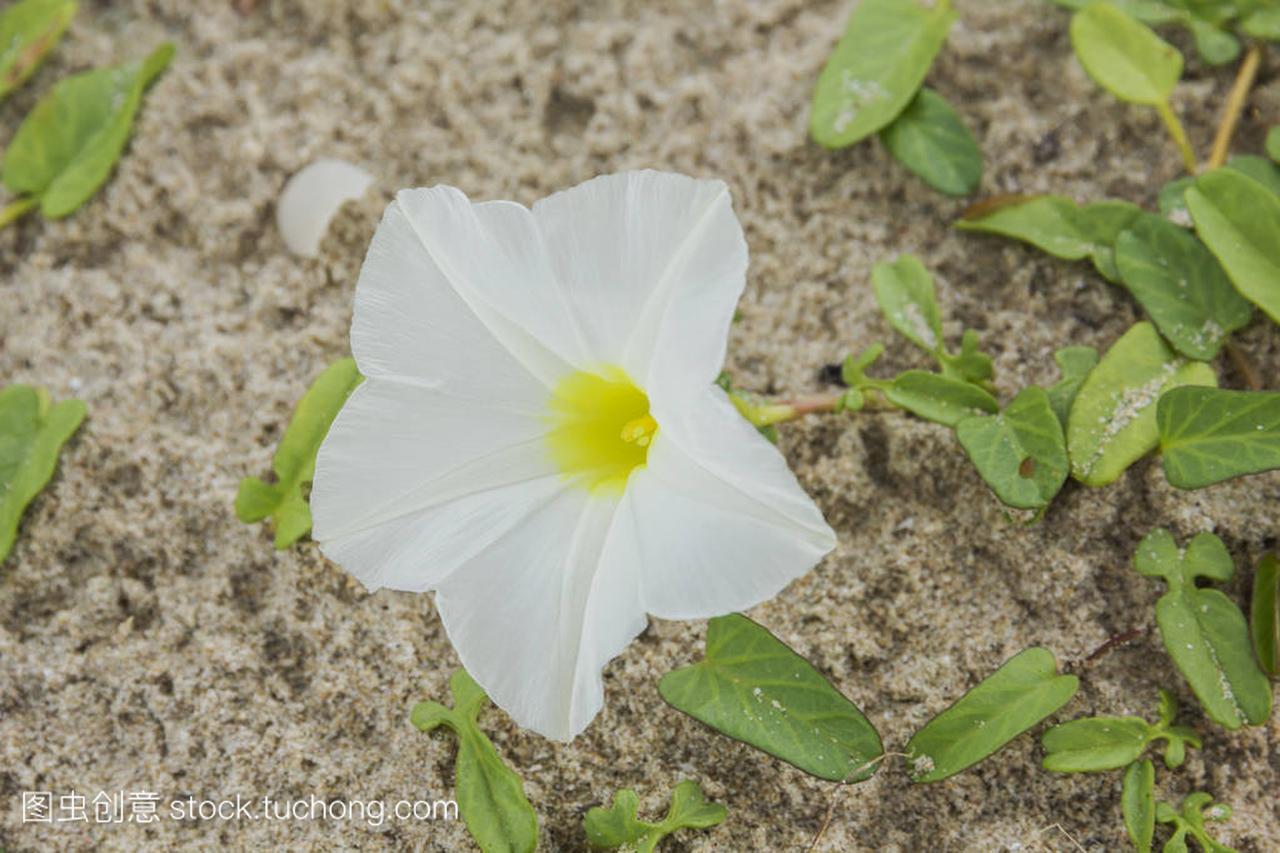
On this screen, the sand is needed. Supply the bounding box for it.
[1,0,1277,850]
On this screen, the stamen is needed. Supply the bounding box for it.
[620,414,658,447]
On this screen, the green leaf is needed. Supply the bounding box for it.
[1225,154,1280,198]
[1069,3,1182,106]
[871,254,943,355]
[810,0,956,148]
[236,358,362,549]
[1134,529,1272,729]
[1188,19,1240,66]
[957,195,1142,282]
[841,343,886,389]
[1186,167,1280,324]
[584,781,726,853]
[1252,555,1278,679]
[1045,346,1099,429]
[411,670,538,853]
[905,647,1078,783]
[1156,792,1237,853]
[1040,689,1199,772]
[1114,213,1252,360]
[0,385,86,565]
[1159,176,1195,222]
[1042,716,1154,772]
[0,0,76,100]
[1157,387,1280,489]
[1267,126,1280,164]
[658,614,884,783]
[880,87,982,196]
[1047,0,1185,26]
[956,387,1068,510]
[2,42,173,219]
[1240,8,1280,41]
[885,370,998,427]
[1066,322,1216,487]
[1122,759,1156,853]
[938,329,995,385]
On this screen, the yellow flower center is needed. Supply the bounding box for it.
[546,367,657,494]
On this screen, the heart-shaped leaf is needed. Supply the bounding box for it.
[1157,387,1280,489]
[1135,530,1272,729]
[905,647,1078,783]
[956,387,1068,510]
[1114,213,1252,360]
[659,613,883,783]
[1067,322,1216,487]
[880,87,982,196]
[1186,168,1280,324]
[2,42,173,219]
[0,384,86,564]
[810,0,956,148]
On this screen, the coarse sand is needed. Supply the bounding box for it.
[1,0,1277,850]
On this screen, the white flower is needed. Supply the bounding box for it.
[312,170,836,741]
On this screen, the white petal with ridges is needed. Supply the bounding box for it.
[532,171,748,400]
[434,490,647,741]
[629,387,837,619]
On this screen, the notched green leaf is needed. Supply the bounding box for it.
[810,0,956,148]
[956,387,1068,510]
[1134,529,1272,729]
[0,0,76,100]
[880,87,982,196]
[906,647,1078,783]
[1157,387,1280,489]
[1252,555,1278,679]
[2,42,174,220]
[1040,689,1199,772]
[411,670,538,853]
[0,384,86,564]
[1066,322,1216,488]
[659,613,884,783]
[236,358,362,549]
[584,780,726,853]
[1186,168,1280,325]
[1156,792,1237,853]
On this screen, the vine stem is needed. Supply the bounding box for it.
[1207,43,1263,172]
[0,197,37,229]
[1225,340,1263,391]
[1156,101,1198,175]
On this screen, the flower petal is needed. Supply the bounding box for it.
[312,378,563,589]
[626,387,837,619]
[351,188,584,398]
[434,490,647,741]
[531,170,748,401]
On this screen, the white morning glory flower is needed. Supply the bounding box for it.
[311,170,836,741]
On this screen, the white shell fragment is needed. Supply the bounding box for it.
[276,158,374,257]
